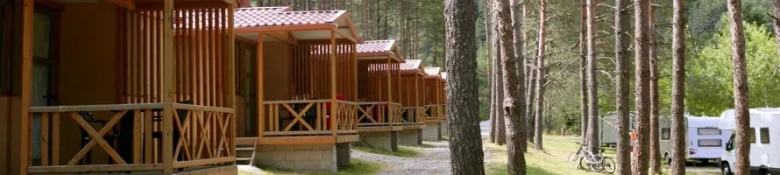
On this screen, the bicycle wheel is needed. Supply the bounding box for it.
[601,157,616,174]
[567,152,580,168]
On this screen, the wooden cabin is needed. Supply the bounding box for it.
[355,40,403,132]
[231,7,361,171]
[398,59,426,127]
[1,0,238,174]
[423,67,445,122]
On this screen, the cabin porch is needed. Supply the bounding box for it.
[397,59,426,145]
[1,0,238,174]
[422,67,445,141]
[231,7,360,172]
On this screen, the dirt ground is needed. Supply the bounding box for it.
[352,141,454,175]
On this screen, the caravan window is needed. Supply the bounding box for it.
[661,128,670,140]
[698,139,722,147]
[749,127,756,143]
[761,127,770,144]
[697,128,721,135]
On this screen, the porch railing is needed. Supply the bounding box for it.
[400,107,424,125]
[27,103,234,173]
[424,105,444,122]
[261,100,359,137]
[357,102,401,127]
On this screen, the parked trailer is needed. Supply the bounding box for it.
[719,108,780,175]
[659,116,724,164]
[598,112,635,147]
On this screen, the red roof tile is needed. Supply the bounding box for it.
[400,59,422,71]
[235,8,345,28]
[357,40,395,53]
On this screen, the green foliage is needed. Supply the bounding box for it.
[687,18,780,116]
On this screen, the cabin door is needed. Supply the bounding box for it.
[31,10,57,165]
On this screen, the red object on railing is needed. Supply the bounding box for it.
[325,94,346,130]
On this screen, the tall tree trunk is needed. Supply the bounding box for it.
[670,0,687,174]
[648,1,662,173]
[486,0,496,144]
[614,0,632,173]
[510,0,527,151]
[493,18,507,146]
[492,0,527,173]
[585,0,600,155]
[444,0,485,174]
[632,0,651,174]
[579,0,589,147]
[526,61,536,143]
[726,0,750,174]
[533,0,547,150]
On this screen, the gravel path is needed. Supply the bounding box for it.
[352,121,494,175]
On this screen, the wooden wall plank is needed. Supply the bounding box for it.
[162,0,174,172]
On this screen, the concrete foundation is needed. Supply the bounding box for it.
[423,123,441,141]
[441,122,449,138]
[356,131,398,151]
[399,129,421,146]
[255,144,339,172]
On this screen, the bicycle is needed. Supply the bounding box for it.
[568,146,616,173]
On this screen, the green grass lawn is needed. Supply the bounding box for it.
[353,145,421,157]
[485,135,720,175]
[253,159,382,175]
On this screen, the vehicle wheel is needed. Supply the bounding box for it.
[721,162,733,175]
[664,153,671,165]
[601,157,616,174]
[759,168,770,175]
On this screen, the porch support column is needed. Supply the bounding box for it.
[414,74,419,123]
[256,32,264,138]
[330,29,337,136]
[161,0,175,173]
[386,57,391,125]
[13,0,33,173]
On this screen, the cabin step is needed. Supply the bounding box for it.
[236,158,253,161]
[236,147,254,151]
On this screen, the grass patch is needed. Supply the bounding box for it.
[353,146,421,157]
[259,159,382,175]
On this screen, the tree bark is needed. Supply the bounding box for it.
[493,19,507,145]
[648,1,662,174]
[510,0,527,152]
[773,0,780,57]
[670,0,687,174]
[614,0,632,173]
[492,0,527,173]
[444,0,485,174]
[632,0,651,174]
[533,0,547,150]
[579,0,589,147]
[585,0,600,155]
[726,0,750,174]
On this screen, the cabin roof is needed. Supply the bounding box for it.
[234,7,361,43]
[235,9,345,28]
[424,67,441,78]
[400,59,422,70]
[356,40,403,62]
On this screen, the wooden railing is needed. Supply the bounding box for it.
[357,102,401,127]
[400,107,425,125]
[27,103,234,173]
[261,100,359,137]
[424,105,444,122]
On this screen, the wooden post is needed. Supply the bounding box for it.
[386,56,392,125]
[330,30,337,136]
[161,0,175,173]
[13,0,33,173]
[225,7,236,150]
[256,32,264,138]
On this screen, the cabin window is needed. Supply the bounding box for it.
[661,127,670,140]
[697,127,721,135]
[749,127,756,143]
[760,127,770,144]
[698,139,722,147]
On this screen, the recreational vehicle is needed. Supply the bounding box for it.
[598,112,635,147]
[680,117,730,163]
[719,108,780,175]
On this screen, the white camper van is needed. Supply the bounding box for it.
[719,108,780,175]
[663,116,729,164]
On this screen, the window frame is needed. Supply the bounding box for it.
[661,127,670,140]
[698,139,723,147]
[697,127,722,135]
[749,127,756,144]
[761,127,770,144]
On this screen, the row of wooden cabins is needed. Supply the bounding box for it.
[0,0,447,174]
